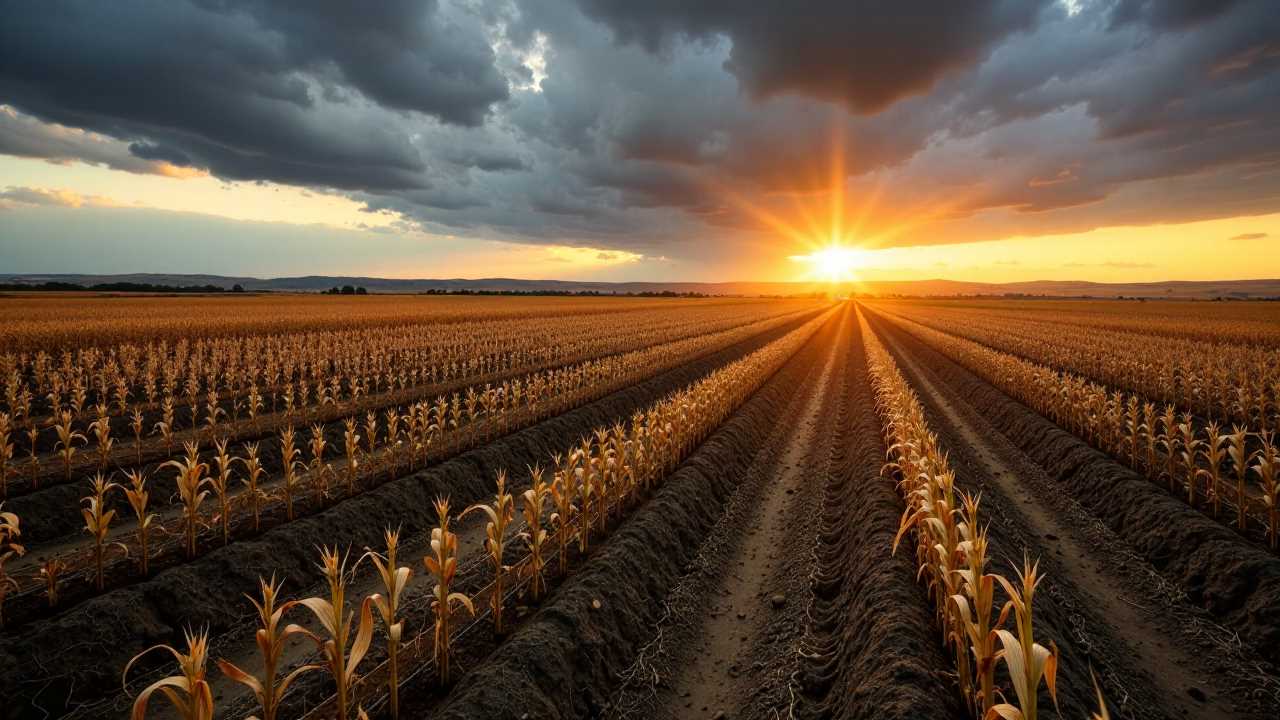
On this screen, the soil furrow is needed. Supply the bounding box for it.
[605,301,843,720]
[796,310,965,720]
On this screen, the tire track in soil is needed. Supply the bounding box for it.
[866,307,1276,720]
[3,312,824,720]
[421,307,845,720]
[607,303,846,720]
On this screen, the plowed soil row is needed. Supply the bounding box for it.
[601,299,844,720]
[0,311,820,720]
[796,312,964,720]
[864,306,1280,719]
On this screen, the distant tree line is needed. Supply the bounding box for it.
[0,281,249,293]
[418,288,711,297]
[324,285,368,295]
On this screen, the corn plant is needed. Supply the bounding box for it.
[208,439,237,545]
[53,409,86,483]
[309,423,330,498]
[1197,422,1227,518]
[0,504,23,628]
[122,469,157,576]
[131,405,145,465]
[294,546,375,720]
[989,556,1059,720]
[949,496,1007,716]
[123,627,215,720]
[363,411,378,472]
[247,384,264,432]
[1157,405,1179,493]
[343,417,360,495]
[184,377,201,431]
[82,472,123,591]
[0,413,12,499]
[424,497,474,686]
[463,470,516,635]
[362,528,412,719]
[1140,402,1157,472]
[216,575,316,720]
[203,390,225,439]
[594,428,614,530]
[280,427,303,521]
[26,425,40,490]
[239,442,268,532]
[1177,413,1201,507]
[155,397,175,455]
[89,404,114,470]
[1253,433,1279,549]
[520,465,551,600]
[549,453,576,574]
[163,441,210,559]
[1124,396,1141,467]
[384,408,401,455]
[574,443,594,552]
[40,556,67,608]
[1226,425,1253,530]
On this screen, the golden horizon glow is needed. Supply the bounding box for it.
[788,244,873,282]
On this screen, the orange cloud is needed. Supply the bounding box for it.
[0,185,118,209]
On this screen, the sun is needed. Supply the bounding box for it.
[789,243,871,283]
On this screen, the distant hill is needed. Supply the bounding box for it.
[848,278,1280,299]
[4,273,1279,299]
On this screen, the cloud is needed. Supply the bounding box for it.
[571,0,1050,113]
[0,186,116,209]
[0,0,1277,259]
[1109,0,1246,30]
[0,0,509,190]
[1229,232,1268,240]
[0,105,191,177]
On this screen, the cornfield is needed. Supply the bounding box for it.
[4,294,1278,720]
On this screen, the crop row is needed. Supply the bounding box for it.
[859,307,1098,720]
[864,300,1280,436]
[0,301,816,494]
[868,306,1280,550]
[0,306,826,628]
[1,295,724,353]
[879,299,1280,347]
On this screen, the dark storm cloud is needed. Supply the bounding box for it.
[0,0,507,189]
[1,0,1279,254]
[1109,0,1244,29]
[572,0,1051,113]
[932,0,1280,223]
[128,143,193,167]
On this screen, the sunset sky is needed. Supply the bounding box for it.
[1,0,1278,283]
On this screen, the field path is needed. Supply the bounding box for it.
[867,307,1278,720]
[606,305,850,720]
